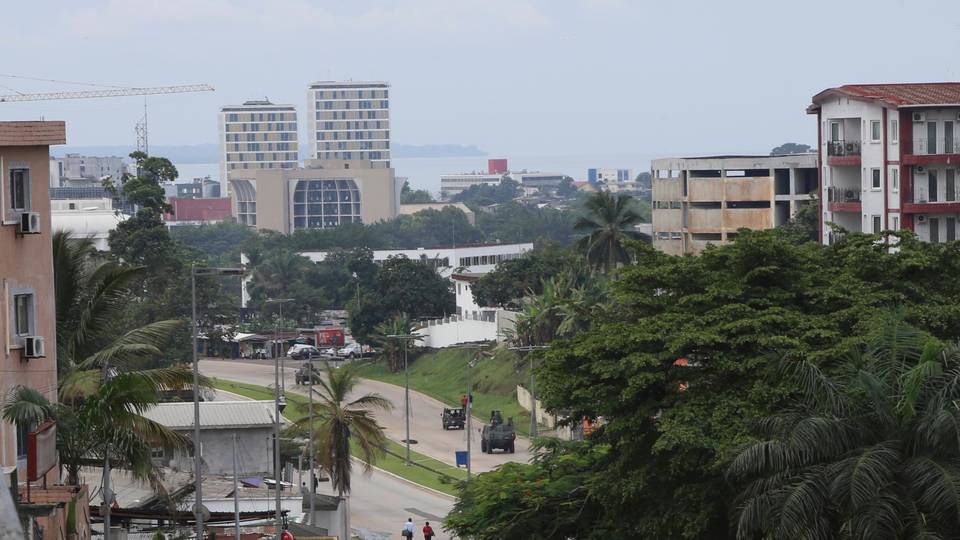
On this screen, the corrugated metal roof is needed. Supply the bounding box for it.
[141,400,275,430]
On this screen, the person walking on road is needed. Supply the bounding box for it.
[422,521,435,539]
[402,517,415,538]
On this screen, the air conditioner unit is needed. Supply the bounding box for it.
[917,215,927,223]
[917,166,926,174]
[17,212,41,235]
[23,336,45,358]
[913,112,926,122]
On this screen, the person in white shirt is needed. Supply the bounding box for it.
[403,517,415,538]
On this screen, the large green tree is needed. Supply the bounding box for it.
[574,191,645,271]
[728,314,960,539]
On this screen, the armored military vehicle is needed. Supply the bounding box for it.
[480,410,516,453]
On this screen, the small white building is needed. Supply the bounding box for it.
[809,83,960,244]
[50,198,128,251]
[415,273,517,348]
[440,172,504,199]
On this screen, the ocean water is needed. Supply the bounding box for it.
[173,152,661,197]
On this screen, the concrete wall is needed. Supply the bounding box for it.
[416,309,517,348]
[516,385,556,428]
[164,427,274,475]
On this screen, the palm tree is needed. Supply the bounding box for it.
[574,191,644,271]
[369,312,421,372]
[728,313,960,539]
[2,231,200,486]
[296,364,392,495]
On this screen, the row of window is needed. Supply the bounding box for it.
[319,121,387,131]
[226,123,297,132]
[227,161,298,170]
[653,201,683,209]
[225,112,295,122]
[318,110,387,120]
[225,152,298,162]
[655,232,684,240]
[320,100,388,110]
[315,89,388,100]
[458,252,525,267]
[225,132,295,142]
[228,142,294,152]
[829,119,897,143]
[317,151,387,161]
[316,131,390,141]
[321,141,388,151]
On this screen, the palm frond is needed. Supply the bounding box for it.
[1,386,53,426]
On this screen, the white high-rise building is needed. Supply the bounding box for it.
[809,83,960,244]
[306,81,390,168]
[218,100,299,195]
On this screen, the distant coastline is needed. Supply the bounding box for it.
[54,143,487,163]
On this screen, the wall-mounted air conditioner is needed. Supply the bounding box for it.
[917,166,926,174]
[913,112,926,123]
[17,212,41,235]
[24,336,45,358]
[917,215,928,223]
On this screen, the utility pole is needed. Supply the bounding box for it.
[387,334,418,465]
[233,434,240,540]
[308,363,315,525]
[265,298,293,540]
[510,345,549,438]
[455,344,486,481]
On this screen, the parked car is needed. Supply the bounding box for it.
[288,344,322,360]
[336,343,375,359]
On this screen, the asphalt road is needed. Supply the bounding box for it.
[200,358,531,474]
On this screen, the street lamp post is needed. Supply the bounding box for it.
[387,334,419,465]
[455,344,487,481]
[191,265,244,540]
[509,345,549,439]
[265,297,293,540]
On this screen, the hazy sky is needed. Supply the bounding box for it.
[2,0,959,158]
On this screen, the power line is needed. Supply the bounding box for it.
[0,73,130,89]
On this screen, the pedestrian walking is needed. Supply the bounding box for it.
[402,517,415,538]
[422,521,435,539]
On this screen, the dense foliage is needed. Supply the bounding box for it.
[449,229,960,539]
[470,242,576,308]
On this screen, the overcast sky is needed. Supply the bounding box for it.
[2,0,958,158]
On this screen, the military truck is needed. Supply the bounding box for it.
[441,408,465,430]
[294,362,321,385]
[480,410,516,453]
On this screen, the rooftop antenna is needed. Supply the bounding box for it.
[135,98,148,156]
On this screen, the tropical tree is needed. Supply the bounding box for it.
[3,231,201,487]
[297,365,392,495]
[728,313,960,539]
[574,191,645,271]
[369,313,421,372]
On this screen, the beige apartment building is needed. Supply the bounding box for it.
[306,81,390,168]
[218,100,299,196]
[651,154,818,255]
[230,159,401,233]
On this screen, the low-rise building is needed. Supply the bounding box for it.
[651,154,818,255]
[165,197,232,225]
[229,159,400,233]
[50,198,128,250]
[808,82,960,244]
[440,172,504,199]
[49,153,126,188]
[141,401,276,475]
[176,176,221,199]
[299,242,533,278]
[588,167,632,184]
[399,202,475,225]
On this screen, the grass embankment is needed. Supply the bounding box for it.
[352,347,534,436]
[211,378,466,496]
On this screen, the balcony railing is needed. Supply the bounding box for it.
[827,186,861,203]
[909,138,960,155]
[827,140,861,156]
[913,187,959,205]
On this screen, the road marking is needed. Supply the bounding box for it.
[403,507,445,522]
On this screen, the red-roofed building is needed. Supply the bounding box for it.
[809,83,960,244]
[164,197,232,224]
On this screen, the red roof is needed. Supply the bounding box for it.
[165,197,231,222]
[809,83,960,112]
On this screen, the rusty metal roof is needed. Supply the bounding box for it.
[141,400,276,430]
[0,121,66,146]
[809,83,960,112]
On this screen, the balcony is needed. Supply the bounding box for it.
[903,138,960,166]
[902,186,960,214]
[826,140,861,166]
[826,186,861,213]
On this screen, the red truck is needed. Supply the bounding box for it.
[315,327,345,347]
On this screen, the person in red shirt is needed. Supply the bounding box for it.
[422,521,435,539]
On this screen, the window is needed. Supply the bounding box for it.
[948,169,956,202]
[151,447,165,459]
[891,119,898,142]
[929,170,939,202]
[871,168,881,190]
[16,423,29,460]
[830,122,840,142]
[930,217,940,243]
[872,215,882,234]
[10,168,29,211]
[892,216,899,230]
[891,169,899,192]
[871,120,881,142]
[949,217,957,242]
[13,294,33,336]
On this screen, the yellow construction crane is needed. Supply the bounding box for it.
[0,83,214,103]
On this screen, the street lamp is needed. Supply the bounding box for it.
[191,265,245,540]
[386,333,419,465]
[265,297,293,540]
[454,344,487,480]
[509,345,549,439]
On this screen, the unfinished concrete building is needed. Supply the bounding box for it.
[651,154,818,255]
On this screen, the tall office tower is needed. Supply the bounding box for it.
[218,100,299,194]
[307,81,390,168]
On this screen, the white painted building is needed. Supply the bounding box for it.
[440,172,504,199]
[49,154,126,188]
[50,198,128,251]
[416,273,517,348]
[809,83,960,244]
[300,242,534,278]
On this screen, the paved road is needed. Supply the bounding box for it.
[200,359,531,474]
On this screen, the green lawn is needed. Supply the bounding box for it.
[352,347,534,436]
[211,378,466,496]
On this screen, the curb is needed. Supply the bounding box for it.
[353,457,458,501]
